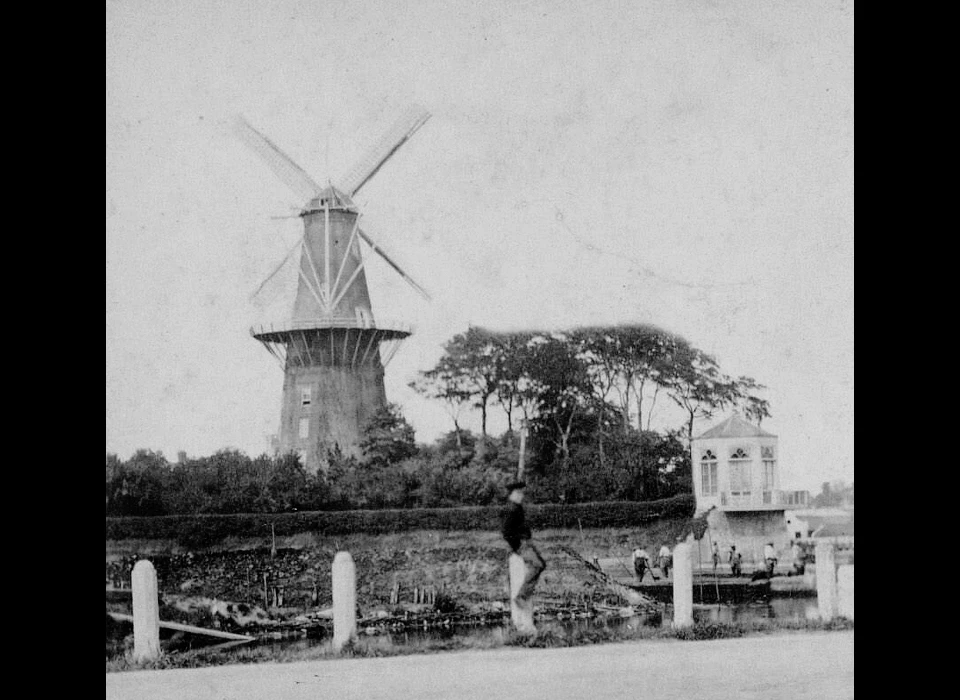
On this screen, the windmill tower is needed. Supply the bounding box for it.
[233,106,432,473]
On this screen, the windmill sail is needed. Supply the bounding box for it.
[358,225,432,302]
[338,106,431,197]
[233,115,323,202]
[234,105,432,474]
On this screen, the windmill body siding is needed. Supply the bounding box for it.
[278,363,387,473]
[275,205,390,473]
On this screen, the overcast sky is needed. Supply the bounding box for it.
[106,0,854,493]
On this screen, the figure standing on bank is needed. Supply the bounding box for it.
[501,480,546,633]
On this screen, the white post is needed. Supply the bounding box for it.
[815,542,838,621]
[672,542,693,629]
[837,564,854,620]
[509,553,535,634]
[332,551,357,651]
[131,560,161,663]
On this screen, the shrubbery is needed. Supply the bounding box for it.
[105,493,695,543]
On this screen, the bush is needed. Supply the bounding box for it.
[175,519,226,549]
[105,494,696,542]
[432,591,460,614]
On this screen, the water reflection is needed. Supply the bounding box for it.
[689,597,820,624]
[108,597,822,662]
[247,597,818,657]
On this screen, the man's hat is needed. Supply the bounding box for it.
[506,480,527,492]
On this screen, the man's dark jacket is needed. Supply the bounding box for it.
[501,501,531,553]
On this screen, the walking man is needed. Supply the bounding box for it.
[791,541,805,575]
[501,480,545,635]
[658,543,672,579]
[728,544,742,577]
[632,545,652,583]
[764,542,778,578]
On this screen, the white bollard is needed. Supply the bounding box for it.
[672,542,693,629]
[332,551,357,651]
[815,542,838,621]
[509,553,535,634]
[837,564,854,620]
[132,560,161,662]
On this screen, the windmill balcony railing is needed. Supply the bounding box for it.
[250,318,413,337]
[719,489,809,511]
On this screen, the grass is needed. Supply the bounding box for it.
[105,615,853,673]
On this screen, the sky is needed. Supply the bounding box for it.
[106,0,854,493]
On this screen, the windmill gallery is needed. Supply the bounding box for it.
[234,107,433,474]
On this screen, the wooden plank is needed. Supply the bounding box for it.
[107,612,254,642]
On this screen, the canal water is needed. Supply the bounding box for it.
[122,596,819,662]
[107,595,821,663]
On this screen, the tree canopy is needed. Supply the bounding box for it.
[107,323,771,516]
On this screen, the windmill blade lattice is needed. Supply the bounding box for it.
[233,115,324,202]
[338,106,431,197]
[232,104,432,475]
[357,224,432,302]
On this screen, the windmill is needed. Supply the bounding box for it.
[233,105,432,473]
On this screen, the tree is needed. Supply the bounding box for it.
[433,326,503,439]
[106,453,124,513]
[573,324,682,472]
[523,333,592,469]
[358,403,418,468]
[664,345,740,443]
[110,449,171,516]
[812,480,852,508]
[409,363,473,453]
[267,451,308,511]
[731,376,772,425]
[493,331,534,436]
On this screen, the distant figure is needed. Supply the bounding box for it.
[658,544,672,579]
[501,481,546,611]
[632,546,652,583]
[728,545,743,577]
[711,541,721,573]
[791,541,805,575]
[764,542,778,578]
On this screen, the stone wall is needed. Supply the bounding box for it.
[696,509,792,568]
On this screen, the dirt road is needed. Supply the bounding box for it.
[106,631,853,700]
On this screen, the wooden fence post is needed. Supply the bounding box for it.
[509,553,535,634]
[672,542,693,629]
[837,564,854,620]
[132,560,161,662]
[815,542,838,621]
[332,551,357,652]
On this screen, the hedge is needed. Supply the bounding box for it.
[105,494,695,546]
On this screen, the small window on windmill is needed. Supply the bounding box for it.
[299,417,309,439]
[300,386,312,407]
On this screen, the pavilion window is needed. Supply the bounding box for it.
[701,449,718,496]
[761,446,776,491]
[729,447,751,495]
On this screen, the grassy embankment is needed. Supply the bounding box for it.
[106,498,853,673]
[106,516,694,619]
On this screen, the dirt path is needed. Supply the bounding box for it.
[106,631,853,700]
